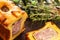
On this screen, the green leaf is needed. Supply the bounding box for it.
[54,0,60,6]
[13,0,20,3]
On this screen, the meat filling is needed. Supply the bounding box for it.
[12,19,22,35]
[33,28,57,40]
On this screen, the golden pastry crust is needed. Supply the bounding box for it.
[0,0,24,27]
[0,0,28,40]
[26,22,60,40]
[0,24,11,40]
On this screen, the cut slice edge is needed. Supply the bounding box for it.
[12,12,28,39]
[26,22,60,40]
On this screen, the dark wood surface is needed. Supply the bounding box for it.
[14,19,60,40]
